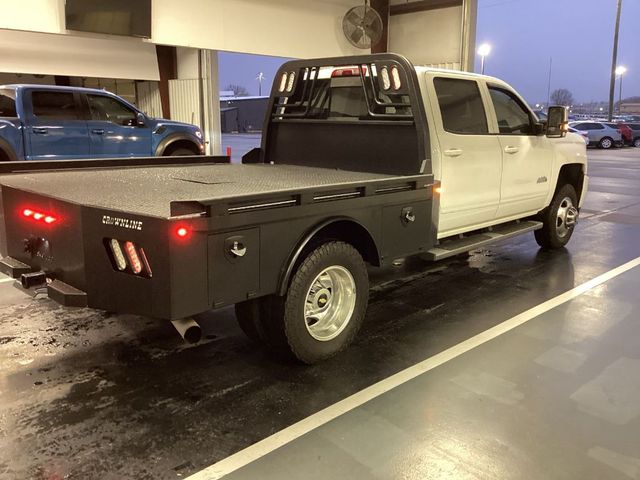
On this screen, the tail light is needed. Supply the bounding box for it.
[106,239,152,277]
[124,241,142,274]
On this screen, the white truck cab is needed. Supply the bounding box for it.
[417,67,588,242]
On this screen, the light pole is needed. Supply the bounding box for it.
[256,72,266,96]
[607,0,623,121]
[477,43,491,75]
[615,65,627,115]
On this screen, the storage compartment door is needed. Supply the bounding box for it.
[208,228,260,307]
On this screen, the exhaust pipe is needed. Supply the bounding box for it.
[171,318,202,344]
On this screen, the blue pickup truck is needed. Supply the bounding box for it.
[0,84,204,161]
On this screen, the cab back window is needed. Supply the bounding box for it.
[275,70,412,121]
[434,77,488,134]
[0,89,17,117]
[32,91,79,120]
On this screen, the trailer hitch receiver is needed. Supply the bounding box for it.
[20,271,46,288]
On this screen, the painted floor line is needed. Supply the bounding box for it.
[187,255,640,480]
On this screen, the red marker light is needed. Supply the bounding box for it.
[22,207,59,224]
[176,227,189,238]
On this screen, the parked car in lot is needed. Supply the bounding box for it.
[0,85,204,161]
[604,122,633,146]
[568,126,589,145]
[625,123,640,147]
[533,110,547,121]
[568,121,622,149]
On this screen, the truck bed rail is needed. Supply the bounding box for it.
[0,155,228,175]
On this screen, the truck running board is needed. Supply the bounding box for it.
[424,220,543,261]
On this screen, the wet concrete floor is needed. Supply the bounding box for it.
[0,148,639,479]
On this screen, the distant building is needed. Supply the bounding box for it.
[621,103,640,115]
[219,95,269,133]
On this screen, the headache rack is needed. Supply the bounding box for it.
[270,61,414,121]
[259,53,431,177]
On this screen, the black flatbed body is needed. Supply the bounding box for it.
[0,163,406,218]
[0,53,439,325]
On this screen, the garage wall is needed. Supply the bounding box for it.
[0,0,362,59]
[153,0,362,58]
[389,6,463,69]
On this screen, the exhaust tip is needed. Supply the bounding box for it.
[171,318,202,344]
[183,325,202,344]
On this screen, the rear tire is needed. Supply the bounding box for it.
[634,137,640,148]
[260,241,369,364]
[535,184,578,249]
[598,137,613,149]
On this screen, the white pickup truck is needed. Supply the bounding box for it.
[0,54,587,363]
[422,66,587,248]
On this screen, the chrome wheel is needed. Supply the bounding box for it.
[304,265,356,342]
[600,138,612,149]
[556,196,578,238]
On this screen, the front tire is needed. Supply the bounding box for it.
[166,147,199,156]
[598,137,613,149]
[535,184,578,249]
[634,137,640,148]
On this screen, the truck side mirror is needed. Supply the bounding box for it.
[136,112,146,127]
[546,106,568,138]
[533,121,546,136]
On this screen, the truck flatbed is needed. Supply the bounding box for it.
[0,163,399,218]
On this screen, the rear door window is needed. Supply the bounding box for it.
[0,89,17,117]
[32,91,79,120]
[434,77,488,134]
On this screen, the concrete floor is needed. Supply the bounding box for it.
[0,147,639,479]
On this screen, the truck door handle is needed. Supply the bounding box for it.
[444,148,463,157]
[504,146,520,154]
[32,127,48,135]
[91,129,105,135]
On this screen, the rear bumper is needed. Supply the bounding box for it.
[0,256,88,307]
[0,255,31,278]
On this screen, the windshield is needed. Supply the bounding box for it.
[0,88,17,117]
